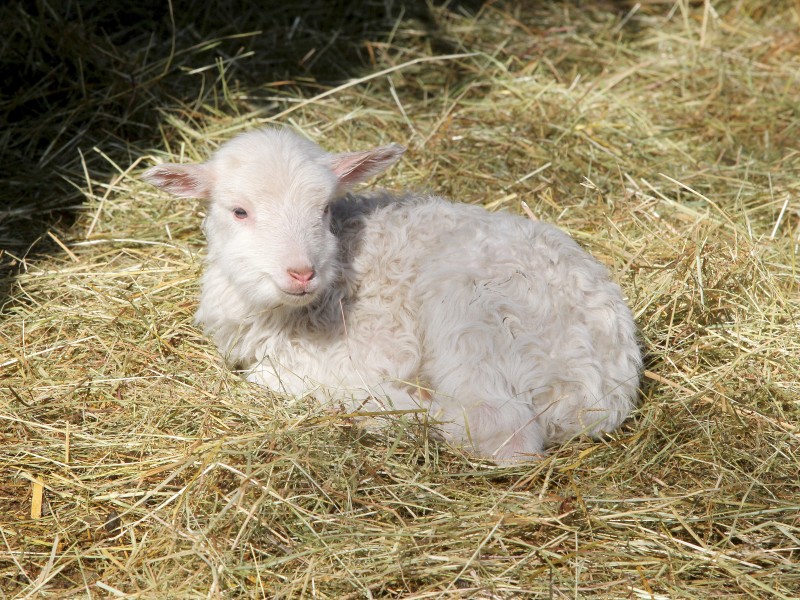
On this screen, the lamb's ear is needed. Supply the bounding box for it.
[142,163,213,199]
[330,143,405,188]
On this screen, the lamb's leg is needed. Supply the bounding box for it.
[246,361,426,414]
[423,392,548,462]
[314,381,428,419]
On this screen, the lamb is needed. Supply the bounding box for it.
[143,128,642,462]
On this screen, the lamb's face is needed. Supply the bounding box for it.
[143,127,404,310]
[204,130,341,309]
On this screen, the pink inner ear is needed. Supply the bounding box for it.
[143,164,212,199]
[330,144,405,187]
[331,152,373,182]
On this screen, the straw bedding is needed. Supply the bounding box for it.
[1,1,798,597]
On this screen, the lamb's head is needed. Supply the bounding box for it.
[143,128,405,308]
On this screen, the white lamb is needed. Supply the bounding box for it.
[143,128,641,462]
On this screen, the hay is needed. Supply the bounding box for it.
[2,0,799,597]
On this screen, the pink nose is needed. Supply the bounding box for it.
[287,267,315,284]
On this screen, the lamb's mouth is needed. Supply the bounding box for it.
[284,290,311,296]
[280,288,318,304]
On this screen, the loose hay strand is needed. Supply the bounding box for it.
[2,0,800,598]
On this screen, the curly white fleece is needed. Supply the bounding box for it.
[144,128,642,462]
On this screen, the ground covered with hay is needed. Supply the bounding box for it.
[2,1,799,597]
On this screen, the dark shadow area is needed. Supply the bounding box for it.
[0,0,498,309]
[0,0,642,309]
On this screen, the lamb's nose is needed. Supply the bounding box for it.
[287,267,315,284]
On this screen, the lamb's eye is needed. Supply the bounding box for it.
[322,205,330,217]
[233,207,248,220]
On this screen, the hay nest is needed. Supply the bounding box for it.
[2,1,798,597]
